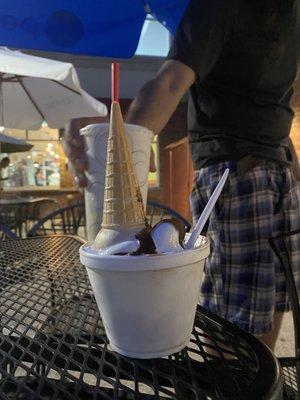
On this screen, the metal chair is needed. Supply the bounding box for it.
[27,203,86,237]
[24,199,59,234]
[146,200,191,232]
[0,204,24,237]
[0,223,18,240]
[269,230,300,400]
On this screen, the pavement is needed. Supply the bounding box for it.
[275,311,295,357]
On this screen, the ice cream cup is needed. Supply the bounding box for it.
[81,123,153,241]
[79,237,210,359]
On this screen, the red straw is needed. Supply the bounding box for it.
[111,62,119,103]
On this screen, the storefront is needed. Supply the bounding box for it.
[1,126,62,189]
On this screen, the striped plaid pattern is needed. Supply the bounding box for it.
[191,160,300,334]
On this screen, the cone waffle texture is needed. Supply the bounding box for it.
[101,101,146,228]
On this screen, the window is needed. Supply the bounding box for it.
[1,127,62,188]
[1,128,159,189]
[135,16,170,57]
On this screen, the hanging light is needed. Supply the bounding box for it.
[0,126,5,133]
[41,121,48,128]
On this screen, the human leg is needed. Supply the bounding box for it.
[191,160,300,342]
[255,311,284,351]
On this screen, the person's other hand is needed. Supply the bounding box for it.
[62,117,104,187]
[62,118,89,188]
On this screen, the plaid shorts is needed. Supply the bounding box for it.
[190,160,300,335]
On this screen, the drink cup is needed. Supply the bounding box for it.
[79,237,210,359]
[81,123,153,241]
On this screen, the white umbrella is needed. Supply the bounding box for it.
[0,133,33,153]
[0,47,107,130]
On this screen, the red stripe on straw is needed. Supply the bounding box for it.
[111,62,119,103]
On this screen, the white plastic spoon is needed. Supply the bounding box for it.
[185,168,229,249]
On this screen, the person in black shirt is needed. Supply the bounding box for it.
[64,0,300,351]
[126,0,300,352]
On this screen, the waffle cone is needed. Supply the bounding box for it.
[101,101,146,229]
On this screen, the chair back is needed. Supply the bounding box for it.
[146,201,191,232]
[0,204,23,236]
[269,230,300,398]
[270,231,300,358]
[0,223,19,240]
[27,203,85,237]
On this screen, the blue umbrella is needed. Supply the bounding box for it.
[0,0,189,58]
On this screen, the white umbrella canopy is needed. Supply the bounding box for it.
[0,47,107,130]
[0,133,33,153]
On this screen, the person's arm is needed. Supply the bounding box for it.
[126,60,195,173]
[126,60,196,134]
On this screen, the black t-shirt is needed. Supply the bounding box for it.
[167,0,300,168]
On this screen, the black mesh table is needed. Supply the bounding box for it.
[0,236,283,400]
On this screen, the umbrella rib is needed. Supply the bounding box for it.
[17,76,46,120]
[51,80,81,95]
[1,74,24,82]
[1,75,79,94]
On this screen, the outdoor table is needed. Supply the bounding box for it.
[0,236,283,400]
[0,197,53,206]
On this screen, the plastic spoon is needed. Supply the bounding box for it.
[185,168,229,249]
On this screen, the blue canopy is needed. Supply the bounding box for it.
[0,0,189,58]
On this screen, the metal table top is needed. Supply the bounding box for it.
[0,236,282,400]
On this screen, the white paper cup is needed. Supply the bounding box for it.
[79,237,210,359]
[81,123,153,241]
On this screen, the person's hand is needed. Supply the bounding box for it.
[62,119,88,188]
[62,117,103,188]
